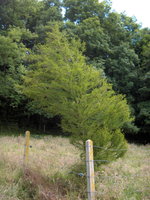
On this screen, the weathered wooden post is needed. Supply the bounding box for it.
[23,131,30,167]
[86,139,95,200]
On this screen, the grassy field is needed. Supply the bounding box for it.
[0,134,149,200]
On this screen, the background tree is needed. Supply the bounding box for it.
[0,0,63,129]
[0,0,62,33]
[63,0,143,138]
[63,0,111,23]
[133,28,150,142]
[0,0,41,30]
[0,32,27,122]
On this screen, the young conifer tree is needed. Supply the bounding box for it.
[22,24,132,163]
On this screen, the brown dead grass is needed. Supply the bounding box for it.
[0,135,150,200]
[23,168,67,200]
[0,135,82,200]
[0,135,80,176]
[95,144,150,200]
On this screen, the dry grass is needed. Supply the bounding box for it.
[0,135,80,175]
[0,135,150,200]
[0,135,83,200]
[95,144,150,200]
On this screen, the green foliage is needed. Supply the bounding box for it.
[74,17,110,59]
[63,0,111,23]
[62,0,141,135]
[0,0,41,30]
[22,25,132,162]
[105,42,139,98]
[0,35,25,67]
[0,0,62,32]
[0,0,149,141]
[63,5,140,103]
[39,0,63,23]
[7,27,37,48]
[134,29,150,138]
[0,0,63,125]
[0,34,26,108]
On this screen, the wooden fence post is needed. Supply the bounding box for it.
[23,130,30,167]
[86,139,95,200]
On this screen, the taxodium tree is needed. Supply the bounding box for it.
[22,25,132,163]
